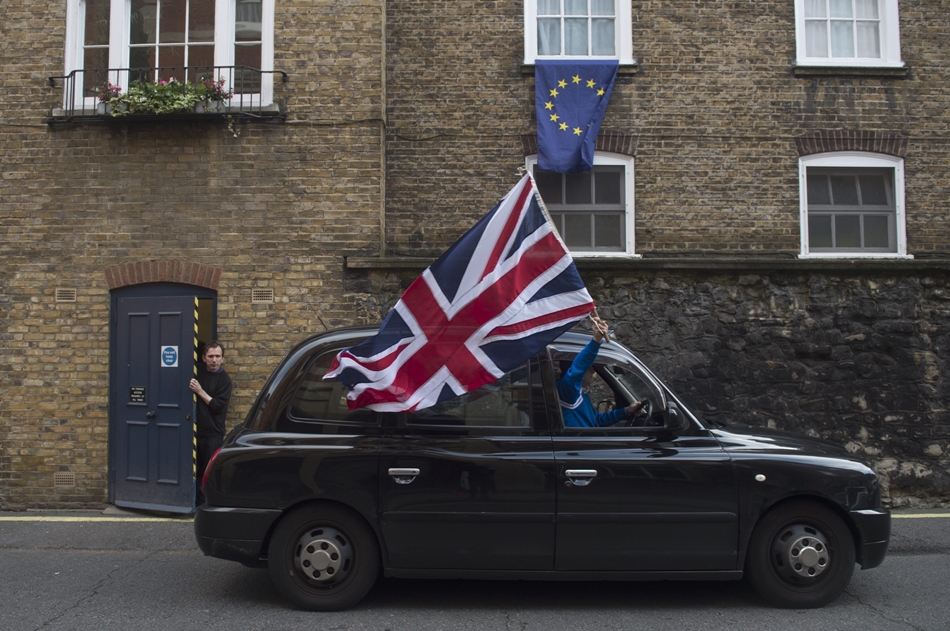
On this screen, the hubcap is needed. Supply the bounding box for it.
[772,523,831,580]
[293,526,352,584]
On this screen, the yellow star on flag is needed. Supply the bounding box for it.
[597,88,605,96]
[544,101,554,110]
[550,113,559,122]
[549,88,559,97]
[573,127,583,136]
[572,75,582,84]
[557,79,567,88]
[559,122,568,131]
[587,79,596,88]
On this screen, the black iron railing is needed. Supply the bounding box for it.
[48,66,287,123]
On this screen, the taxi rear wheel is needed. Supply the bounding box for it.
[268,504,379,611]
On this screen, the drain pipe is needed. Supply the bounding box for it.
[379,1,388,257]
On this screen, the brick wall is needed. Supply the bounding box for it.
[0,1,386,508]
[3,0,950,508]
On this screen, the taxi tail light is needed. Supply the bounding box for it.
[202,447,222,494]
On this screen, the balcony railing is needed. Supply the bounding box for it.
[47,66,287,124]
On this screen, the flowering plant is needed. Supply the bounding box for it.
[97,81,122,102]
[199,76,234,102]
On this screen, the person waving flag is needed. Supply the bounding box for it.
[324,173,595,412]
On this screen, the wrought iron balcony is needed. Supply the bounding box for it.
[47,66,287,124]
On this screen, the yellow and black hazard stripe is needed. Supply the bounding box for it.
[192,296,199,481]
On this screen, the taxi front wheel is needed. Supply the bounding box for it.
[268,504,380,611]
[745,499,855,608]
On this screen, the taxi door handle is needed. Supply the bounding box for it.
[388,468,420,485]
[565,469,597,487]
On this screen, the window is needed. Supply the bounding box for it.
[405,362,540,429]
[287,351,378,425]
[525,0,634,65]
[799,153,910,258]
[795,0,903,68]
[527,153,636,256]
[63,0,274,108]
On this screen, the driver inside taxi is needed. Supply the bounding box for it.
[558,314,646,428]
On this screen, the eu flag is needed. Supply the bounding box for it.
[535,60,619,174]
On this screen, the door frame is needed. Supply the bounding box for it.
[108,282,218,505]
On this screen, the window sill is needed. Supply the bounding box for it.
[521,60,640,76]
[792,63,909,78]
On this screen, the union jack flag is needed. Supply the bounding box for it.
[324,174,595,412]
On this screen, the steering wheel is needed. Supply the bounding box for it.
[625,399,654,427]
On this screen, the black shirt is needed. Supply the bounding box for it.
[196,366,232,437]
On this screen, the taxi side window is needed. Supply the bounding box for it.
[405,360,539,428]
[288,351,377,424]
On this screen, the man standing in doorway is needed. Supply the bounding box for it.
[189,341,232,505]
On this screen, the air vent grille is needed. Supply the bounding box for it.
[252,289,274,304]
[55,288,77,303]
[53,472,76,487]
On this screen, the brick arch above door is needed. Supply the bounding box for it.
[105,261,222,290]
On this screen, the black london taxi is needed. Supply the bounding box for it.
[194,326,890,611]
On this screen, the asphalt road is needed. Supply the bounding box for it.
[0,509,948,631]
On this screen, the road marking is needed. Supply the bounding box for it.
[0,516,193,523]
[892,513,950,519]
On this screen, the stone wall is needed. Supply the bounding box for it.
[344,261,950,507]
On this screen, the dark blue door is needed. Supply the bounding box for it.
[113,295,197,513]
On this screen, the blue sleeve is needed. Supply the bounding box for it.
[556,339,602,407]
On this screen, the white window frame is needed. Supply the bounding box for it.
[794,0,903,69]
[799,152,911,259]
[524,0,634,66]
[63,0,275,110]
[526,152,639,258]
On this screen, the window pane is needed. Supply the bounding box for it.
[190,0,216,43]
[235,0,262,42]
[831,21,855,57]
[131,0,157,44]
[235,42,262,69]
[565,214,592,247]
[564,18,589,55]
[565,172,592,204]
[538,0,560,15]
[535,170,563,204]
[83,50,110,94]
[591,0,614,16]
[856,22,880,57]
[594,214,622,248]
[160,48,186,79]
[591,18,615,55]
[864,215,890,248]
[129,46,154,69]
[84,0,111,46]
[809,215,833,247]
[807,173,831,205]
[565,0,588,16]
[855,0,879,19]
[830,175,859,205]
[160,0,187,44]
[858,174,888,205]
[835,215,861,247]
[538,19,561,55]
[188,44,215,72]
[595,170,622,204]
[805,21,829,57]
[805,0,827,18]
[830,0,853,18]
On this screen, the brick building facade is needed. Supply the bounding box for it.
[1,1,948,509]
